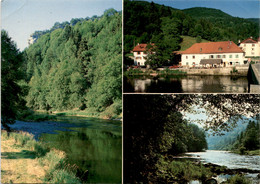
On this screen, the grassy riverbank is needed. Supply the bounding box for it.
[231,149,260,156]
[1,130,82,183]
[18,107,122,122]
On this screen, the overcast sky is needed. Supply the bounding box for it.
[146,0,259,18]
[1,0,122,50]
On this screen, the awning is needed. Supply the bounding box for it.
[200,59,223,65]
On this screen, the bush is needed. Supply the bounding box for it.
[227,174,251,184]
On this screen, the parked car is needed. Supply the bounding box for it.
[169,65,179,69]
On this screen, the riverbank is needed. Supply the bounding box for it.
[1,130,82,183]
[154,155,255,184]
[231,149,260,156]
[20,108,122,123]
[125,66,248,77]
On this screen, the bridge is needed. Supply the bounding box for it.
[248,63,260,93]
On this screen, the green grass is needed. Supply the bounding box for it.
[158,69,187,76]
[2,130,82,183]
[180,36,209,51]
[124,68,144,76]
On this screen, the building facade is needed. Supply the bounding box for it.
[132,43,154,66]
[179,41,245,67]
[239,38,260,57]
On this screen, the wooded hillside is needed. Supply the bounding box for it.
[23,9,122,116]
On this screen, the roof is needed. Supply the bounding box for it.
[241,38,257,44]
[133,43,154,52]
[178,41,244,55]
[200,59,223,64]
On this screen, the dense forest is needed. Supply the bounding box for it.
[207,118,260,153]
[23,9,122,115]
[124,0,259,67]
[230,121,260,154]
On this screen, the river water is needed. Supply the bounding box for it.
[124,76,249,93]
[185,150,260,184]
[9,117,122,183]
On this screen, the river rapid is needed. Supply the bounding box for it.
[185,150,260,184]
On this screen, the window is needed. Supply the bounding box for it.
[252,44,255,47]
[193,56,195,59]
[186,56,188,59]
[218,47,222,51]
[217,55,221,58]
[229,55,232,58]
[210,55,214,59]
[222,55,226,58]
[186,62,189,65]
[252,48,254,51]
[137,51,140,55]
[252,52,255,55]
[235,55,239,58]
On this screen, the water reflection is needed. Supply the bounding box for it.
[39,119,122,183]
[124,76,249,93]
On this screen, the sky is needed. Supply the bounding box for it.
[1,0,122,50]
[145,0,260,19]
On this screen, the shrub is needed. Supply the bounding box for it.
[227,174,251,184]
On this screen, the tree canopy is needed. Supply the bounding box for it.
[1,30,27,131]
[24,9,122,117]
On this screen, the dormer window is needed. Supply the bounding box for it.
[200,48,202,52]
[218,47,223,51]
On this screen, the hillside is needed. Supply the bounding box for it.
[180,36,209,51]
[182,7,232,19]
[206,117,258,150]
[23,9,122,117]
[124,0,259,55]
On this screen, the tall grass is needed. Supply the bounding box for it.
[1,130,82,183]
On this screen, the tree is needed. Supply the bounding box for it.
[1,30,26,131]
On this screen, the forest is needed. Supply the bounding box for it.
[1,9,122,130]
[124,0,259,67]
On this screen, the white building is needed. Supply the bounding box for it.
[239,37,260,57]
[178,41,245,67]
[132,43,154,66]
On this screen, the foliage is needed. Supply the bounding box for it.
[1,30,27,131]
[155,156,212,182]
[226,174,251,184]
[24,9,122,115]
[230,120,260,153]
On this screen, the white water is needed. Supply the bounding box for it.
[186,150,260,171]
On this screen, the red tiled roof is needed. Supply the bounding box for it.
[241,38,257,43]
[133,43,154,52]
[178,41,244,54]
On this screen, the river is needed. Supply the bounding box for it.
[184,150,260,184]
[124,75,249,93]
[8,117,122,183]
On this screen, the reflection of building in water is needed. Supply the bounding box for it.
[181,76,204,92]
[181,76,248,93]
[134,79,152,92]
